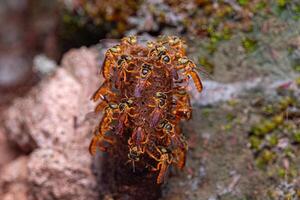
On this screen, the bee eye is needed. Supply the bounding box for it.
[127,99,133,106]
[159,99,165,107]
[142,69,149,75]
[109,103,118,109]
[158,120,166,128]
[119,103,125,110]
[165,124,172,131]
[162,55,170,63]
[117,59,124,66]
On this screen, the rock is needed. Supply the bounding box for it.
[0,156,28,185]
[33,54,58,76]
[61,47,99,92]
[61,47,101,123]
[190,79,261,106]
[1,47,101,200]
[0,127,19,168]
[4,68,82,152]
[0,156,29,200]
[28,148,98,200]
[2,183,28,200]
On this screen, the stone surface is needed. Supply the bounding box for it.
[1,47,100,200]
[61,46,101,122]
[0,156,29,200]
[0,127,19,168]
[28,148,97,200]
[4,68,82,152]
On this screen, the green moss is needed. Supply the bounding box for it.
[251,119,279,137]
[226,113,236,122]
[237,0,249,6]
[255,157,266,169]
[249,136,262,150]
[278,96,294,110]
[292,4,300,15]
[277,0,290,7]
[242,37,257,53]
[267,135,279,147]
[277,168,286,178]
[262,105,275,115]
[296,77,300,86]
[255,2,267,10]
[227,99,239,106]
[283,148,294,158]
[207,42,217,54]
[293,131,300,143]
[294,64,300,72]
[283,121,296,133]
[221,27,232,40]
[262,150,275,162]
[256,150,276,169]
[272,114,284,125]
[251,124,265,136]
[247,87,300,186]
[202,108,213,117]
[264,121,277,132]
[223,123,233,131]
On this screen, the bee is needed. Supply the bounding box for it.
[115,98,137,136]
[121,35,137,46]
[126,146,141,172]
[91,80,115,102]
[167,36,186,56]
[148,92,168,128]
[89,102,119,155]
[93,93,118,113]
[89,131,115,155]
[177,57,203,92]
[114,54,135,88]
[147,147,173,184]
[134,64,153,97]
[98,103,119,131]
[172,148,186,169]
[172,89,192,120]
[148,45,167,59]
[147,41,155,49]
[128,126,148,153]
[160,120,187,151]
[102,45,122,80]
[90,35,195,185]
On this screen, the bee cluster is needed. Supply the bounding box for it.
[89,36,202,184]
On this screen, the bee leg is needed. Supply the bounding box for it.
[89,135,109,155]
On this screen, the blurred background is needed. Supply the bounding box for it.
[0,0,300,199]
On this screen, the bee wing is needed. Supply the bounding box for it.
[84,111,101,122]
[195,67,214,81]
[189,55,215,80]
